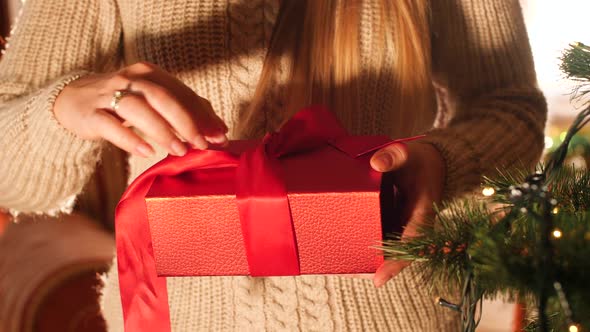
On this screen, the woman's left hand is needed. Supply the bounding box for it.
[368,141,446,287]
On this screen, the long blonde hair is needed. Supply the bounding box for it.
[237,0,432,138]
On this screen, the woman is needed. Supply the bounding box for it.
[0,0,546,330]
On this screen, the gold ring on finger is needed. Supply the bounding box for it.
[110,84,134,112]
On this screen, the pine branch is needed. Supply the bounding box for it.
[547,166,590,212]
[381,200,494,295]
[560,42,590,103]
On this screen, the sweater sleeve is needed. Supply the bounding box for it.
[422,0,547,200]
[0,0,122,214]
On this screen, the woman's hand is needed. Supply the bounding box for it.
[369,141,446,287]
[54,62,228,157]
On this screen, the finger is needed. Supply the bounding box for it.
[370,142,409,172]
[142,66,229,135]
[125,62,227,128]
[373,260,411,288]
[121,63,228,144]
[92,110,155,157]
[124,61,160,75]
[195,98,229,138]
[184,97,228,146]
[402,209,431,239]
[113,93,188,157]
[129,79,223,150]
[401,192,439,240]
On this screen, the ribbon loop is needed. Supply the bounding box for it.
[265,106,348,157]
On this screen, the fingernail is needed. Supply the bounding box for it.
[191,136,209,150]
[372,153,392,171]
[170,140,188,156]
[207,134,228,145]
[136,143,155,157]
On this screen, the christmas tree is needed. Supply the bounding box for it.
[383,42,590,332]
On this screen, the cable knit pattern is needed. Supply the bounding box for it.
[233,277,266,331]
[227,0,279,137]
[0,0,546,331]
[296,276,334,332]
[263,277,299,331]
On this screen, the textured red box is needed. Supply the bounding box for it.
[145,138,399,276]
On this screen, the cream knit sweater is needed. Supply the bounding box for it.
[0,0,546,331]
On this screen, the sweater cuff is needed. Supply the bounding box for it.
[419,128,484,201]
[25,71,104,171]
[11,72,106,214]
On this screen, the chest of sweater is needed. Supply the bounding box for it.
[116,0,279,137]
[114,0,410,138]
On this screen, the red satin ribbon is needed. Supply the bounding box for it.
[236,142,300,276]
[116,151,239,331]
[115,106,350,331]
[235,109,347,276]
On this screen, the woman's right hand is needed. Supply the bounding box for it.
[54,61,228,157]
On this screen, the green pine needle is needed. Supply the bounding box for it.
[381,200,494,295]
[560,42,590,104]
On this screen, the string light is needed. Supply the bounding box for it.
[552,207,560,214]
[553,229,563,239]
[482,187,495,196]
[554,282,576,331]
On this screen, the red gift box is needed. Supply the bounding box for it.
[145,137,400,276]
[115,107,418,331]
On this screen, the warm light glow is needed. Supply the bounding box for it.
[560,131,568,141]
[552,229,563,238]
[482,187,495,197]
[523,0,590,116]
[552,207,559,215]
[569,324,579,332]
[545,136,554,149]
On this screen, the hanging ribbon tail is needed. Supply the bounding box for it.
[115,150,239,332]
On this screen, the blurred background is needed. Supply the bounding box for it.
[1,0,589,331]
[521,0,590,169]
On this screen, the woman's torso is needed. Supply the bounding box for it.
[99,1,454,331]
